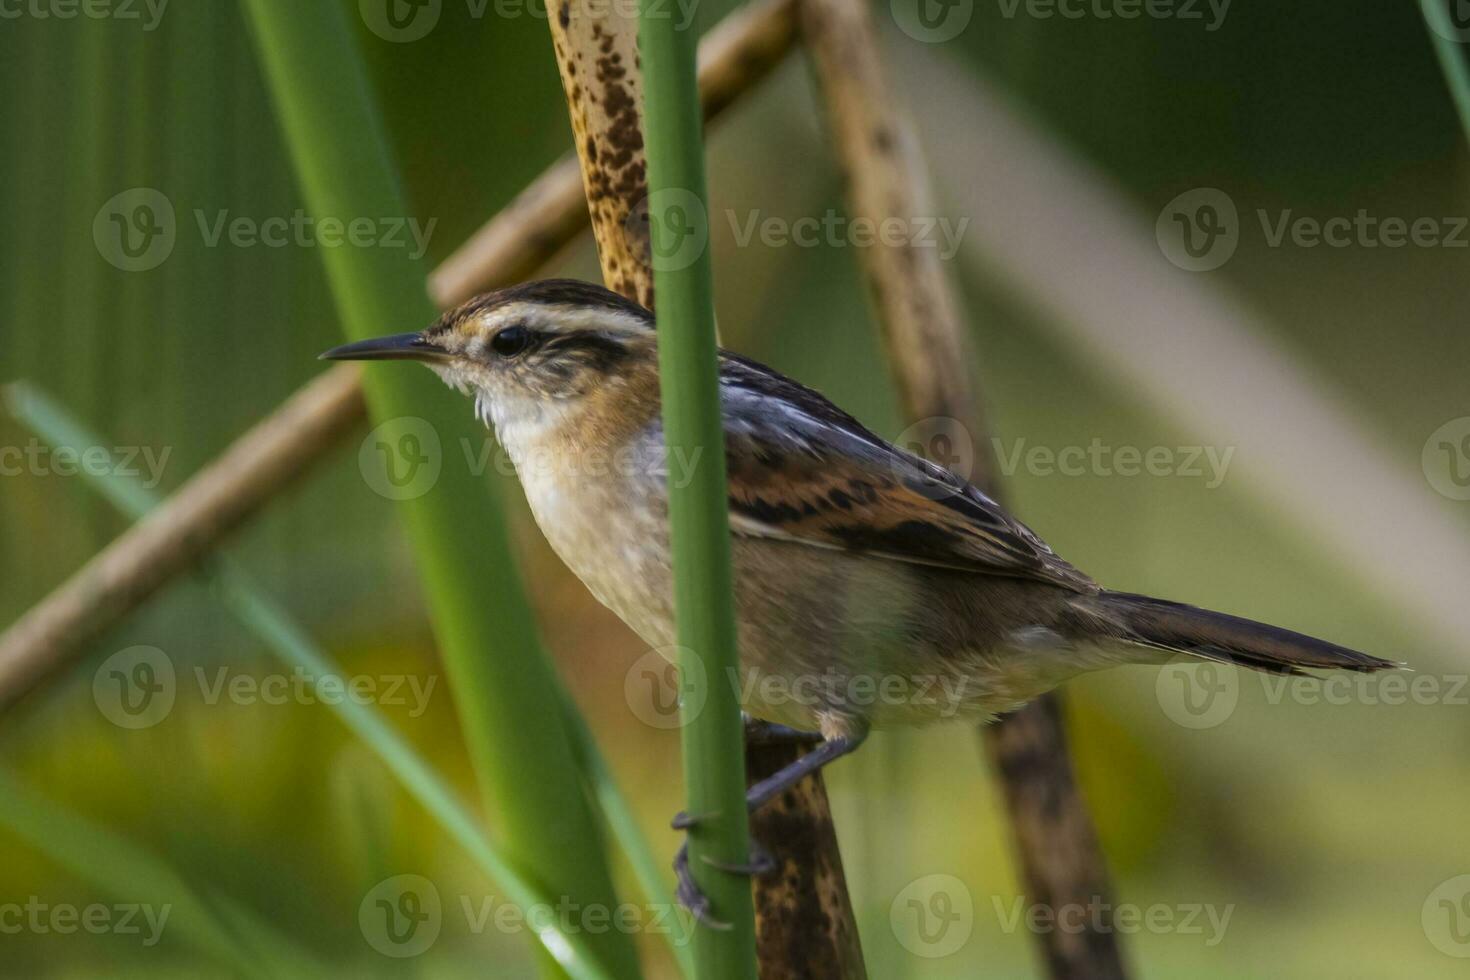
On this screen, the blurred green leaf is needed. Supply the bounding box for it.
[4,380,617,980]
[0,768,319,979]
[234,1,643,976]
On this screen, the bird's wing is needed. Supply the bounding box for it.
[717,353,1097,594]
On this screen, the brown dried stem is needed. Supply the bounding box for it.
[0,367,364,707]
[798,0,1127,975]
[546,0,864,974]
[745,738,867,979]
[545,0,653,307]
[0,0,799,711]
[433,0,799,311]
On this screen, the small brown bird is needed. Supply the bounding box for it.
[323,278,1397,920]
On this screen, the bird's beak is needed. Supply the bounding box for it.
[318,332,450,363]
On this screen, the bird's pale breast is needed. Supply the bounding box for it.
[507,423,1119,735]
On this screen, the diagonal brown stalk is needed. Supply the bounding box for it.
[797,0,1128,975]
[0,0,799,711]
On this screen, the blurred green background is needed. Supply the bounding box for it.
[2,0,1469,976]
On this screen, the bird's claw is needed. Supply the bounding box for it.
[700,841,777,876]
[671,809,715,831]
[674,841,731,931]
[673,837,777,930]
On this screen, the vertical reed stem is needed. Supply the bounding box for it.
[640,4,760,975]
[237,3,639,977]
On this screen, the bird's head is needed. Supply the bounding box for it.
[320,279,659,441]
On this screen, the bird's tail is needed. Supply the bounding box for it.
[1098,591,1399,676]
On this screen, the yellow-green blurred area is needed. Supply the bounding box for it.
[2,0,1469,976]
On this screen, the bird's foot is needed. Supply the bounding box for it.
[672,834,777,930]
[670,809,711,831]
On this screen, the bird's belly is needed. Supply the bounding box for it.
[726,541,986,731]
[528,479,678,649]
[525,480,1092,731]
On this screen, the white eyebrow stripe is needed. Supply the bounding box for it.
[472,301,653,339]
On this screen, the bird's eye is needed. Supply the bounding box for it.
[491,326,532,357]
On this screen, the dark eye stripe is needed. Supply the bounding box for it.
[542,332,630,365]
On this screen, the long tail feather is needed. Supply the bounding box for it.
[1100,591,1400,676]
